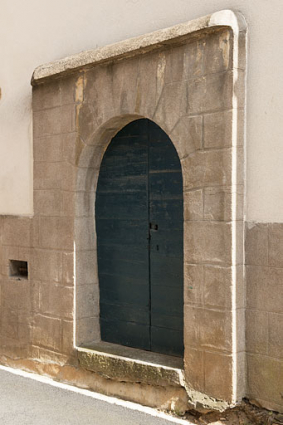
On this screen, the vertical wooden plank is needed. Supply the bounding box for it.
[96,120,150,350]
[148,120,184,357]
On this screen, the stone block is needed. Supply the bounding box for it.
[203,29,232,74]
[1,279,31,312]
[34,190,63,216]
[76,167,99,193]
[203,265,232,309]
[76,283,99,319]
[204,185,243,221]
[268,313,283,359]
[39,282,73,319]
[112,58,140,115]
[60,74,80,105]
[245,223,268,266]
[39,216,74,250]
[268,223,283,268]
[62,320,74,354]
[34,134,63,163]
[1,309,30,342]
[154,80,187,132]
[187,72,233,114]
[184,263,203,306]
[62,191,75,217]
[62,132,82,165]
[204,352,233,401]
[2,218,31,248]
[84,64,115,119]
[32,249,62,283]
[74,218,96,250]
[184,306,232,351]
[164,44,186,83]
[183,38,205,79]
[199,309,232,351]
[32,314,62,351]
[75,191,95,218]
[204,109,244,149]
[247,354,283,406]
[246,266,283,313]
[184,221,233,265]
[2,246,19,277]
[33,104,76,138]
[75,250,98,285]
[138,51,165,117]
[170,115,202,160]
[184,348,205,392]
[33,80,61,111]
[76,316,100,346]
[184,189,203,221]
[30,280,40,313]
[181,148,233,190]
[34,161,62,190]
[62,252,74,285]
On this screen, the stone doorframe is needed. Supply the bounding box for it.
[32,10,247,409]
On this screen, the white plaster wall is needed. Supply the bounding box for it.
[0,0,283,221]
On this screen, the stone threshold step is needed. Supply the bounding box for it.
[77,341,185,388]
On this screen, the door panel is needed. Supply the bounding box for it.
[96,119,183,356]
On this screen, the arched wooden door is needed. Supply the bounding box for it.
[96,119,183,357]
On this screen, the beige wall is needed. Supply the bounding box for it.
[0,0,283,220]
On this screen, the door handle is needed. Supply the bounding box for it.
[149,223,158,231]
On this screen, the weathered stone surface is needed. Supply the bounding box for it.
[75,250,98,285]
[203,29,232,74]
[34,134,63,163]
[268,223,283,268]
[154,80,187,132]
[268,313,283,359]
[62,320,74,354]
[1,279,31,312]
[184,263,203,306]
[2,218,31,248]
[184,189,203,221]
[246,266,283,313]
[39,282,73,319]
[32,249,62,283]
[76,317,100,346]
[184,306,232,351]
[184,347,204,392]
[78,346,183,387]
[76,283,99,319]
[187,72,233,114]
[182,149,233,190]
[245,223,269,266]
[170,115,203,160]
[74,217,96,250]
[33,104,76,138]
[34,190,63,216]
[247,354,283,407]
[32,314,62,351]
[204,185,244,221]
[62,252,74,285]
[39,216,74,250]
[204,352,233,401]
[184,221,233,265]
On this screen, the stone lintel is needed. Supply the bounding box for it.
[31,9,246,85]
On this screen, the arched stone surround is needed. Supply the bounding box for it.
[29,10,247,409]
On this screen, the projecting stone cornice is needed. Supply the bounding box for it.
[31,9,246,85]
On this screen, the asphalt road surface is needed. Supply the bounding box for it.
[0,367,190,425]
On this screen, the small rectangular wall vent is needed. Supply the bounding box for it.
[9,260,28,279]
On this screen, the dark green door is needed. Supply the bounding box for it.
[96,119,183,357]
